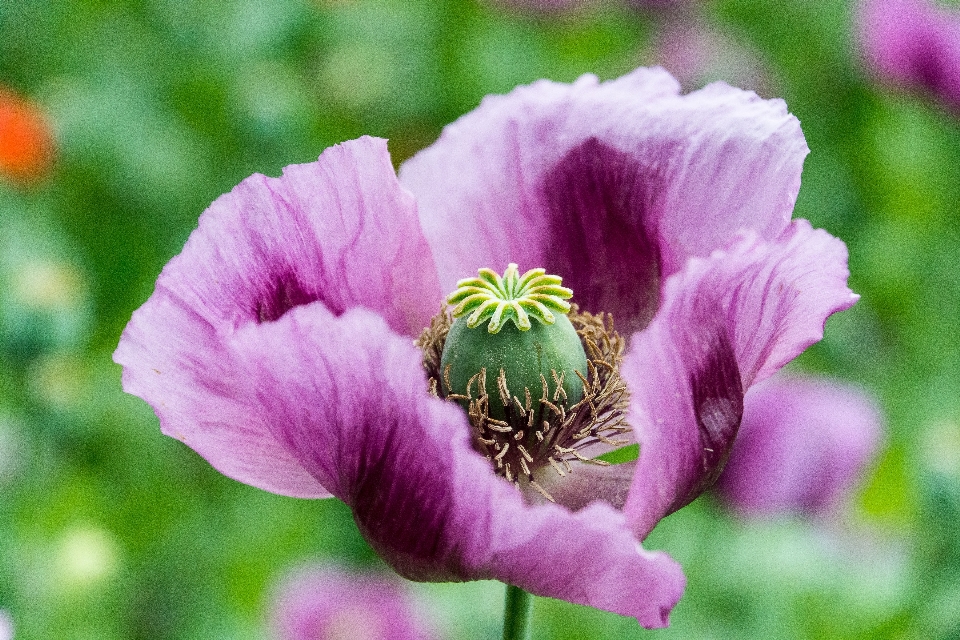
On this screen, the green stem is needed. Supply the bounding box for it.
[502,583,533,640]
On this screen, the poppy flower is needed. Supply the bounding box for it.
[270,565,437,640]
[715,374,882,518]
[114,67,856,627]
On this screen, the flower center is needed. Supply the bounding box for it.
[417,265,632,503]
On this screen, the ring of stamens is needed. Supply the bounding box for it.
[416,305,631,502]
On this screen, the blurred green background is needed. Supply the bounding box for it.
[1,0,958,638]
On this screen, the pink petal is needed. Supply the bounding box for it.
[270,565,436,640]
[400,67,807,333]
[621,220,857,538]
[114,137,441,497]
[859,0,960,112]
[232,305,685,627]
[714,374,883,517]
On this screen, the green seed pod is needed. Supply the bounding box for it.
[440,264,588,423]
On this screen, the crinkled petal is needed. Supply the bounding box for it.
[715,374,883,517]
[114,137,441,497]
[400,67,807,333]
[231,306,685,627]
[858,0,960,111]
[271,565,436,640]
[621,220,857,538]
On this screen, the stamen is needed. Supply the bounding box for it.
[465,372,478,400]
[516,444,533,463]
[548,457,566,477]
[541,398,562,417]
[551,369,567,402]
[497,368,511,407]
[519,457,531,476]
[486,420,513,433]
[529,480,556,502]
[443,364,453,395]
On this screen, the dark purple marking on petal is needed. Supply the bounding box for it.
[232,305,685,625]
[622,221,857,539]
[542,138,661,335]
[681,330,743,509]
[350,427,459,580]
[255,272,319,324]
[915,39,955,100]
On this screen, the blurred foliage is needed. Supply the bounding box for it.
[1,0,958,638]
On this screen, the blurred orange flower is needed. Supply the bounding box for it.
[0,87,54,184]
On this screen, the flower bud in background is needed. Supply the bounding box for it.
[0,87,54,185]
[858,0,960,113]
[270,566,438,640]
[714,374,882,518]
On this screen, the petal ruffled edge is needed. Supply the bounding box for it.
[230,304,686,627]
[115,137,443,497]
[400,66,807,334]
[621,220,857,538]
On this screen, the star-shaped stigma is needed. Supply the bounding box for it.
[446,263,574,333]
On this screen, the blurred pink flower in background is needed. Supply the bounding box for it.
[271,566,437,640]
[715,374,883,518]
[650,10,771,96]
[859,0,960,112]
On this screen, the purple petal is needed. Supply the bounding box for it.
[621,220,857,538]
[114,137,441,497]
[231,305,685,627]
[714,374,883,517]
[859,0,960,112]
[400,67,807,333]
[270,565,436,640]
